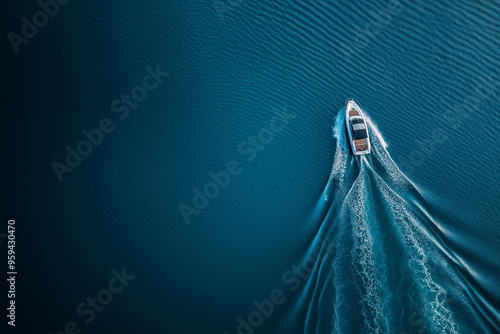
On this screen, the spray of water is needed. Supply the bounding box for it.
[328,107,460,333]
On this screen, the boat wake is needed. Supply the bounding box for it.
[297,107,494,334]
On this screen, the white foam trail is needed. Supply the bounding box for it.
[329,107,460,334]
[332,107,344,141]
[325,109,350,200]
[332,204,349,334]
[350,171,387,333]
[365,114,412,191]
[364,114,388,149]
[375,173,459,334]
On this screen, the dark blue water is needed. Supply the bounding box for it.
[3,0,500,333]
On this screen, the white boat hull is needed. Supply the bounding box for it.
[345,99,371,155]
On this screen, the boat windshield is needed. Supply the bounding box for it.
[350,119,368,139]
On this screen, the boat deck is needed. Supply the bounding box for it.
[349,109,360,117]
[354,139,368,151]
[349,108,367,151]
[347,102,370,154]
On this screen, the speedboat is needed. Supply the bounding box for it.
[345,99,371,155]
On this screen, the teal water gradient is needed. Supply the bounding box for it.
[3,0,499,333]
